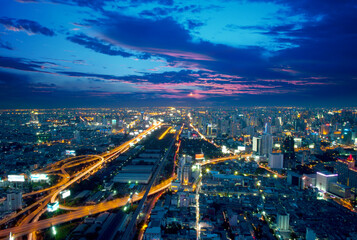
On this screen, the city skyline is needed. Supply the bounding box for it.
[1,0,357,108]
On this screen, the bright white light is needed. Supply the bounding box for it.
[52,226,56,235]
[47,201,59,212]
[8,175,25,182]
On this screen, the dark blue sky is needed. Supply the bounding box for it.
[0,0,356,108]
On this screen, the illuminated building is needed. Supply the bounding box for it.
[329,183,351,198]
[316,171,338,192]
[206,124,212,136]
[335,155,357,190]
[253,134,272,156]
[302,174,316,189]
[183,164,191,185]
[30,111,39,124]
[277,213,289,231]
[253,136,262,155]
[320,124,330,136]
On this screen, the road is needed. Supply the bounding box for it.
[121,125,179,240]
[0,123,162,239]
[198,154,251,166]
[0,178,173,239]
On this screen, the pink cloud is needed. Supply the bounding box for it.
[258,78,332,86]
[271,68,299,74]
[4,26,35,35]
[97,34,214,61]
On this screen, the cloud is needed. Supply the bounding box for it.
[130,0,174,6]
[0,17,55,36]
[0,40,13,50]
[0,56,47,72]
[67,33,135,57]
[15,0,39,2]
[88,13,273,77]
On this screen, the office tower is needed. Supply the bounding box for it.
[253,135,272,156]
[268,153,283,169]
[261,134,273,156]
[206,124,212,136]
[6,192,22,211]
[264,122,272,134]
[177,157,186,183]
[283,136,295,169]
[335,155,357,189]
[277,213,289,231]
[316,171,338,192]
[182,164,191,185]
[253,137,262,155]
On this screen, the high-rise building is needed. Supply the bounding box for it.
[6,192,22,211]
[335,155,357,190]
[261,134,273,156]
[253,137,262,155]
[182,164,191,185]
[277,213,289,231]
[268,153,283,169]
[253,134,272,156]
[206,124,212,136]
[30,111,39,124]
[306,228,317,240]
[264,122,272,134]
[316,171,338,192]
[282,136,295,169]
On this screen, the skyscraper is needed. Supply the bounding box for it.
[253,134,272,157]
[283,136,295,169]
[335,155,357,190]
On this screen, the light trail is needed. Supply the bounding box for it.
[0,177,174,238]
[158,126,172,140]
[198,154,251,166]
[189,123,220,148]
[0,123,163,237]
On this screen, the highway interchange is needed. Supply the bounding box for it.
[0,121,265,240]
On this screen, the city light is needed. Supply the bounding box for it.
[52,226,56,236]
[47,201,59,212]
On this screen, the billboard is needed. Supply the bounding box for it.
[31,174,49,181]
[60,190,71,199]
[195,154,204,160]
[47,201,59,212]
[8,175,25,182]
[65,150,76,156]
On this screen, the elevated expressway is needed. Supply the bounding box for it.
[0,123,162,239]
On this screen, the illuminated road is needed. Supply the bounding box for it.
[158,126,172,140]
[0,155,103,227]
[198,154,252,166]
[200,154,285,178]
[189,123,220,148]
[137,191,164,240]
[0,177,173,239]
[0,122,162,238]
[258,164,285,178]
[122,125,179,240]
